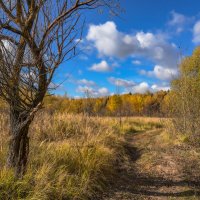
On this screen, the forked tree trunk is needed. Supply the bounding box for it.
[7,109,32,178]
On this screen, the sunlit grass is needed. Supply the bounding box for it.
[0,112,163,199]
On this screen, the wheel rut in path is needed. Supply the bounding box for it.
[104,129,200,200]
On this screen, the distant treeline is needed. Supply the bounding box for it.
[44,91,170,117]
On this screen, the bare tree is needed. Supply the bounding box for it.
[0,0,119,178]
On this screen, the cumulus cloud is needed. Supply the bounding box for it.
[87,21,178,67]
[131,82,149,93]
[193,20,200,44]
[98,87,110,96]
[87,21,179,80]
[140,65,178,81]
[108,75,170,94]
[108,77,135,87]
[87,21,136,58]
[129,82,170,93]
[168,11,193,33]
[77,86,93,94]
[168,11,188,26]
[151,84,170,91]
[77,79,96,86]
[89,60,112,72]
[108,76,170,94]
[77,86,109,97]
[108,77,149,93]
[132,60,142,65]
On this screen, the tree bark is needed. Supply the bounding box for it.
[7,109,31,178]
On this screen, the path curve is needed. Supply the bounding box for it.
[104,129,200,200]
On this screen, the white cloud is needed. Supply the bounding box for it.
[136,32,178,68]
[168,11,187,26]
[131,82,149,93]
[87,21,178,69]
[132,60,142,65]
[108,77,135,87]
[108,77,148,93]
[87,21,136,58]
[89,60,112,72]
[140,65,178,81]
[87,21,179,81]
[193,20,200,44]
[168,12,187,32]
[153,65,178,80]
[77,79,96,86]
[151,84,170,91]
[74,95,81,99]
[98,87,110,96]
[108,77,170,94]
[77,86,110,97]
[130,82,170,93]
[168,11,193,33]
[77,86,93,94]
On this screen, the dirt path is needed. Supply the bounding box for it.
[104,129,200,200]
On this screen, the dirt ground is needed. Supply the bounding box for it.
[103,129,200,200]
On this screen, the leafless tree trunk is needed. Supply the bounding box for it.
[7,109,31,177]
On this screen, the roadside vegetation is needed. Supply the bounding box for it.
[169,47,200,146]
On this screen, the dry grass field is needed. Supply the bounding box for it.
[0,112,164,200]
[0,112,199,200]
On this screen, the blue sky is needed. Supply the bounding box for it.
[53,0,200,98]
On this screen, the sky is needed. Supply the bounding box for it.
[53,0,200,98]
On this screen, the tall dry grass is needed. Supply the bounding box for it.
[0,112,163,200]
[0,112,126,200]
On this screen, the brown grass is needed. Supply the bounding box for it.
[0,112,164,200]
